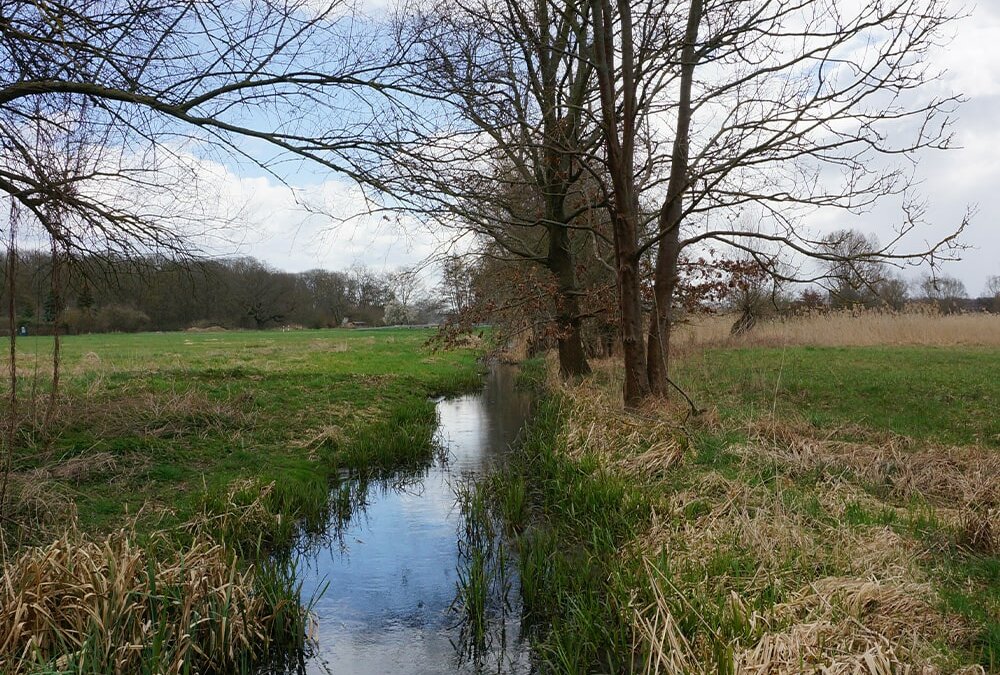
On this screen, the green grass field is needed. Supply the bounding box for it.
[3,328,482,543]
[5,332,998,671]
[674,345,1000,447]
[0,328,483,674]
[674,346,1000,669]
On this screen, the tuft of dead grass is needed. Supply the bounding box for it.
[634,562,968,675]
[0,472,76,546]
[959,505,999,555]
[556,368,692,482]
[65,388,256,442]
[0,528,301,674]
[743,418,1000,510]
[310,339,350,352]
[48,451,118,482]
[0,479,313,673]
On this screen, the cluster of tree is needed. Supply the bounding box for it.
[0,253,445,334]
[0,0,973,410]
[817,229,999,313]
[382,0,966,406]
[443,219,996,361]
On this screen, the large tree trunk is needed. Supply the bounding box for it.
[593,0,651,408]
[548,223,591,378]
[647,0,702,396]
[556,318,589,377]
[647,222,681,395]
[614,211,650,408]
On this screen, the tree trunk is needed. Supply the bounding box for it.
[548,223,591,378]
[615,212,650,408]
[592,0,651,408]
[647,223,681,395]
[556,318,589,377]
[647,0,702,396]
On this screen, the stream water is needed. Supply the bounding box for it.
[286,365,533,674]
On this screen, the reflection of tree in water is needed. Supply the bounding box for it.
[295,466,434,557]
[450,365,535,674]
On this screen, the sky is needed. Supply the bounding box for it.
[200,0,1000,296]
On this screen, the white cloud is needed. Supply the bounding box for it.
[207,0,1000,292]
[24,0,988,292]
[187,160,452,273]
[935,2,1000,97]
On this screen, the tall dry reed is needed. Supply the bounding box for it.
[0,528,305,674]
[0,510,308,675]
[673,308,1000,350]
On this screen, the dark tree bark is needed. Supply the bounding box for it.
[548,222,591,377]
[647,0,701,397]
[592,0,649,407]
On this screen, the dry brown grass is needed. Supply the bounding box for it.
[673,309,1000,350]
[309,339,350,352]
[0,472,76,547]
[70,388,254,441]
[556,371,690,482]
[743,418,1000,521]
[634,561,974,675]
[545,356,989,673]
[0,528,297,674]
[0,479,311,674]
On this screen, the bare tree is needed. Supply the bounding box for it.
[876,274,910,311]
[387,266,425,311]
[592,0,966,406]
[917,274,967,300]
[986,276,1000,300]
[820,229,887,307]
[0,0,415,263]
[0,0,426,525]
[388,0,608,377]
[440,255,478,316]
[917,273,967,313]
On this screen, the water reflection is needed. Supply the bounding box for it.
[286,364,532,674]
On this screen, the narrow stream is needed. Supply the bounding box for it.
[288,365,533,674]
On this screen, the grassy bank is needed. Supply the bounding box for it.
[2,328,480,543]
[0,328,481,673]
[489,345,998,673]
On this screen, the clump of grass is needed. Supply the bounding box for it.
[451,478,516,662]
[0,528,308,675]
[555,373,691,482]
[959,505,999,556]
[635,562,968,674]
[0,470,76,547]
[194,478,322,556]
[743,417,1000,508]
[335,399,441,474]
[485,396,647,673]
[513,356,547,392]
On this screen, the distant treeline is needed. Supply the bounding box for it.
[0,252,446,334]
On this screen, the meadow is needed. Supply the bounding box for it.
[2,312,999,673]
[478,311,1000,674]
[0,327,481,673]
[2,328,480,539]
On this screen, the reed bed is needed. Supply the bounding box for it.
[0,527,305,675]
[673,309,1000,350]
